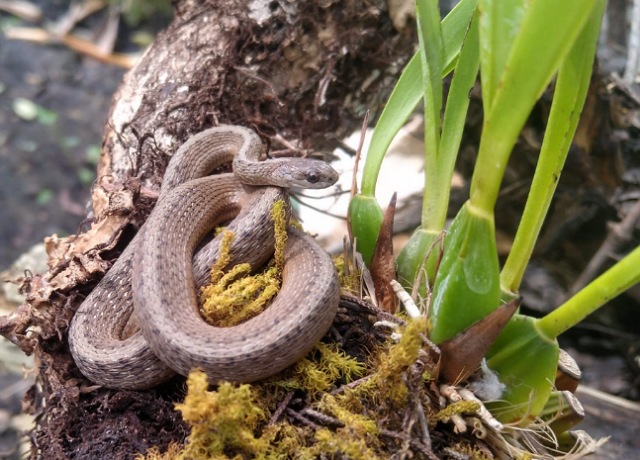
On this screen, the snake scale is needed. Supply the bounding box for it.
[68,126,340,389]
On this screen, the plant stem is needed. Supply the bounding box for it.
[416,0,444,230]
[537,244,640,340]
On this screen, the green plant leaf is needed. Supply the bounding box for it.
[360,51,421,197]
[359,0,477,197]
[352,0,477,264]
[348,194,384,266]
[470,0,599,214]
[441,0,479,75]
[434,13,479,226]
[416,0,444,169]
[396,228,440,289]
[429,202,500,344]
[500,0,606,295]
[397,14,479,290]
[537,244,640,340]
[485,314,559,424]
[477,0,527,112]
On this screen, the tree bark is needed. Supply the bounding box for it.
[0,1,415,457]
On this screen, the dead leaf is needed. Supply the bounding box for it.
[370,192,397,313]
[438,298,520,384]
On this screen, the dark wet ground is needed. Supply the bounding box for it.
[0,4,137,458]
[0,17,124,270]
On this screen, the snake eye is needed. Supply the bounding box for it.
[307,173,319,184]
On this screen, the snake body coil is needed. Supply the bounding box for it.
[69,126,340,389]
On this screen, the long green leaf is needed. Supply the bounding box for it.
[470,0,599,214]
[360,0,477,196]
[477,0,527,112]
[432,14,479,229]
[500,0,606,294]
[416,0,444,169]
[360,52,421,195]
[396,13,481,290]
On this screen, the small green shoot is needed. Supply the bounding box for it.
[348,0,478,265]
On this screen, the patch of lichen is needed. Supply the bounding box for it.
[199,200,287,327]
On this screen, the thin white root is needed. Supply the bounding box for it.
[390,279,421,318]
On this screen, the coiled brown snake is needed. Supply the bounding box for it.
[68,126,340,389]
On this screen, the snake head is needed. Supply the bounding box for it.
[278,159,339,189]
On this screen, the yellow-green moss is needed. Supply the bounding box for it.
[433,400,481,423]
[270,199,287,272]
[333,253,362,295]
[135,443,180,460]
[173,370,268,458]
[448,442,495,460]
[258,423,307,458]
[295,394,382,460]
[318,394,378,437]
[300,427,382,460]
[138,371,319,460]
[272,342,365,395]
[293,394,382,459]
[200,200,288,327]
[352,316,429,407]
